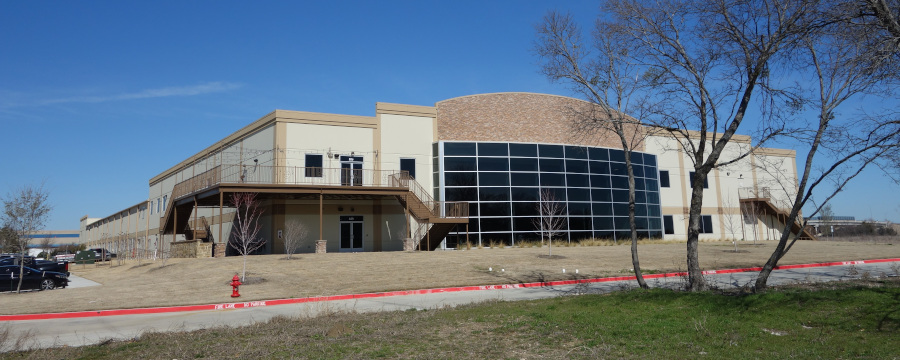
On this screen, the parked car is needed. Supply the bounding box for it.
[0,265,69,291]
[88,248,116,261]
[0,255,70,276]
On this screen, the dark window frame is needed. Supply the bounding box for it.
[700,215,713,234]
[689,171,709,189]
[663,215,675,235]
[400,158,416,179]
[305,154,324,177]
[659,170,670,188]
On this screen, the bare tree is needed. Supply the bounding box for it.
[228,192,265,281]
[282,219,308,260]
[1,183,51,293]
[753,19,900,290]
[721,193,743,252]
[532,189,566,257]
[820,203,835,237]
[0,225,18,253]
[535,10,652,288]
[38,237,53,260]
[535,0,825,291]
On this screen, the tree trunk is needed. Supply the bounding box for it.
[685,172,708,291]
[624,149,648,289]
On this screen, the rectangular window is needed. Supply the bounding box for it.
[663,215,675,234]
[162,195,167,211]
[157,199,160,214]
[400,158,416,179]
[305,154,323,177]
[689,171,708,189]
[659,170,670,187]
[700,215,713,234]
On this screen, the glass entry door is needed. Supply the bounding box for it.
[340,215,363,251]
[340,155,363,186]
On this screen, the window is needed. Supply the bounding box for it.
[149,201,153,215]
[162,195,167,211]
[305,154,323,177]
[689,171,708,189]
[663,215,675,234]
[659,170,670,187]
[700,215,713,234]
[156,199,160,214]
[400,158,416,179]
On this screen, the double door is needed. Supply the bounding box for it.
[340,156,363,186]
[340,215,363,251]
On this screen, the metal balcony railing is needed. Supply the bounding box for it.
[169,164,468,220]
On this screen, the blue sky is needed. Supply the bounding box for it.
[1,1,897,230]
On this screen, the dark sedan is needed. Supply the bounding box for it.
[0,265,69,291]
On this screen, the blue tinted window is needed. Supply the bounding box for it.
[612,190,629,203]
[478,157,509,171]
[478,143,508,156]
[480,202,511,216]
[511,187,539,201]
[635,191,647,204]
[589,148,609,160]
[594,217,614,230]
[512,202,540,216]
[647,191,659,204]
[566,174,589,188]
[539,158,564,172]
[480,218,512,232]
[445,187,478,201]
[568,202,592,216]
[565,159,589,174]
[589,161,610,175]
[610,149,626,162]
[479,172,509,186]
[565,146,589,159]
[592,189,612,202]
[445,172,477,187]
[444,157,476,172]
[513,217,539,232]
[569,216,592,230]
[611,176,629,189]
[538,144,564,158]
[509,143,537,157]
[540,173,566,187]
[510,172,539,186]
[590,175,611,188]
[567,188,590,201]
[479,187,510,201]
[610,162,627,175]
[592,203,613,216]
[509,158,538,172]
[444,142,476,156]
[633,164,645,177]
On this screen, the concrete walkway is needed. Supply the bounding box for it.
[2,260,897,352]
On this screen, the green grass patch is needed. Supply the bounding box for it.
[7,279,899,359]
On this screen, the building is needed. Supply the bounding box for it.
[80,92,811,257]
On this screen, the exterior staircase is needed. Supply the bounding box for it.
[739,188,816,240]
[391,173,468,251]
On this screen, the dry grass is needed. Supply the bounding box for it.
[1,239,898,315]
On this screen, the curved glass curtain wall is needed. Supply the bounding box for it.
[434,141,663,247]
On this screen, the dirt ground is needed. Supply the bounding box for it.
[2,239,899,315]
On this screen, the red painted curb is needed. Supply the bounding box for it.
[2,257,897,322]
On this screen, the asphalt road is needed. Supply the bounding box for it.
[2,261,897,352]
